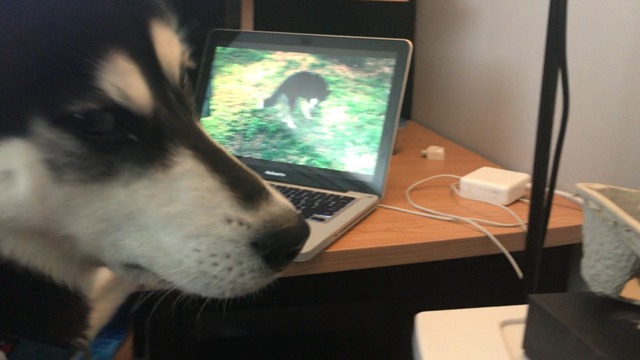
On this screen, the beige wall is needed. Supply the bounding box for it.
[412,1,640,191]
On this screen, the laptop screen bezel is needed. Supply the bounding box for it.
[194,29,412,195]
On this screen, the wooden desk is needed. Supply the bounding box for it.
[133,122,583,359]
[284,121,583,277]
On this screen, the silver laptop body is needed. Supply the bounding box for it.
[195,29,412,261]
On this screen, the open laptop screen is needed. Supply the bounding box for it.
[195,30,412,195]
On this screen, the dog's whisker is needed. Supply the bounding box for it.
[131,290,157,312]
[145,290,174,326]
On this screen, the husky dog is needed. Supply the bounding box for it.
[259,71,329,129]
[0,0,309,354]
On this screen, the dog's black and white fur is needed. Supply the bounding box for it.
[0,0,308,352]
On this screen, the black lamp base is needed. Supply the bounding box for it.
[523,292,640,360]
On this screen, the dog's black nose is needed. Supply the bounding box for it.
[252,216,310,271]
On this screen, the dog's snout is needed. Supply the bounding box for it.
[252,216,309,271]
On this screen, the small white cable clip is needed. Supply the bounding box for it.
[420,146,445,160]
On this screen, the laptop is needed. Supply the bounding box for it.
[194,29,412,261]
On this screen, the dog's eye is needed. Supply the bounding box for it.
[71,110,115,135]
[61,108,132,141]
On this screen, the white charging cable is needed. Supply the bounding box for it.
[379,174,525,279]
[520,184,584,206]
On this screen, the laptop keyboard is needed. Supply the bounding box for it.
[272,184,356,222]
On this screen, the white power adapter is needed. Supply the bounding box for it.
[458,167,530,205]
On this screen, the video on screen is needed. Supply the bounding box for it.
[200,47,395,176]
